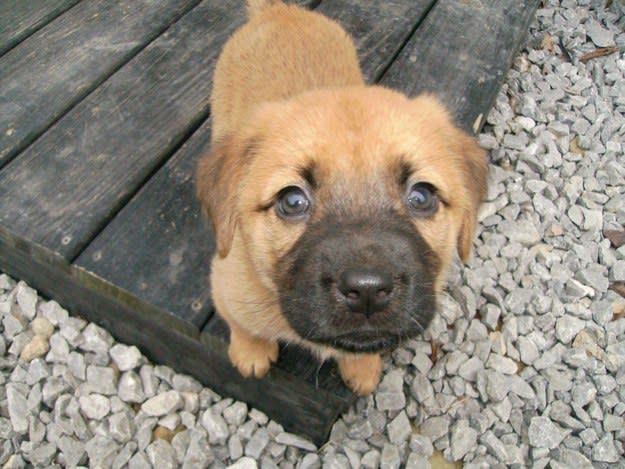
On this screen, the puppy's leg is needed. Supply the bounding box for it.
[338,353,382,395]
[228,321,279,378]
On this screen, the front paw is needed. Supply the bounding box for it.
[338,353,382,395]
[228,329,279,378]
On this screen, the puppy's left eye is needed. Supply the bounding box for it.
[276,186,311,221]
[406,182,439,216]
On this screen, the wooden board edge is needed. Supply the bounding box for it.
[0,0,81,57]
[0,224,198,338]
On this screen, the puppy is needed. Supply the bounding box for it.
[197,0,488,395]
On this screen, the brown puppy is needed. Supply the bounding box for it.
[197,0,488,395]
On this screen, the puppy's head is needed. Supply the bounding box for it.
[197,87,487,352]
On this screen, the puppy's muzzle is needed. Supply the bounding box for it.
[277,211,440,353]
[337,268,393,317]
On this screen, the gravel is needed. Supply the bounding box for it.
[1,1,625,467]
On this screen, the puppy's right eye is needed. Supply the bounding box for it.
[275,186,311,221]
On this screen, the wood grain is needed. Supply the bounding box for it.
[77,119,216,327]
[0,0,244,260]
[381,0,540,133]
[0,0,80,56]
[0,0,201,167]
[317,0,434,82]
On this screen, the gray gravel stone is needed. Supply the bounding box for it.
[387,411,411,444]
[275,432,317,452]
[420,416,449,441]
[128,451,151,469]
[15,283,37,320]
[146,439,177,469]
[201,409,229,445]
[142,391,183,417]
[556,316,586,344]
[592,434,620,463]
[80,323,113,353]
[246,428,270,459]
[457,356,484,381]
[113,442,137,469]
[409,433,433,457]
[45,332,70,363]
[109,411,136,443]
[39,300,69,325]
[486,354,518,375]
[411,372,435,403]
[518,336,540,364]
[556,448,593,467]
[223,401,248,426]
[172,373,202,393]
[86,365,117,395]
[449,418,477,461]
[58,435,87,467]
[380,443,401,469]
[585,19,615,47]
[481,430,509,462]
[67,351,86,380]
[228,457,258,469]
[572,382,597,407]
[110,344,143,371]
[183,429,214,468]
[85,435,120,468]
[79,394,110,420]
[298,452,321,469]
[375,392,405,411]
[119,370,146,403]
[26,442,56,466]
[6,384,29,434]
[528,416,570,449]
[228,434,244,460]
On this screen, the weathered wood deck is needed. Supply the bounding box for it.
[0,0,538,444]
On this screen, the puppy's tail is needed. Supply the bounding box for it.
[246,0,280,18]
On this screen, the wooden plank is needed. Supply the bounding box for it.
[0,0,202,168]
[380,0,540,133]
[0,227,350,446]
[0,0,80,56]
[0,0,245,261]
[317,0,435,82]
[77,119,216,327]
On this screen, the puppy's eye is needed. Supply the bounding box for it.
[406,182,439,216]
[276,186,311,220]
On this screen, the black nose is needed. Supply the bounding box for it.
[337,269,393,317]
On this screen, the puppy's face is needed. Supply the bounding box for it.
[198,87,487,353]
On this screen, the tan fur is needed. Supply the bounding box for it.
[196,0,487,395]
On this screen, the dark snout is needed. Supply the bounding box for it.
[276,212,440,353]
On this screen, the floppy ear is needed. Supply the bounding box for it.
[196,135,249,258]
[455,132,489,262]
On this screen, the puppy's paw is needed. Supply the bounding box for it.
[228,330,279,378]
[338,353,382,395]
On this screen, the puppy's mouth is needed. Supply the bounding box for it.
[314,330,399,353]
